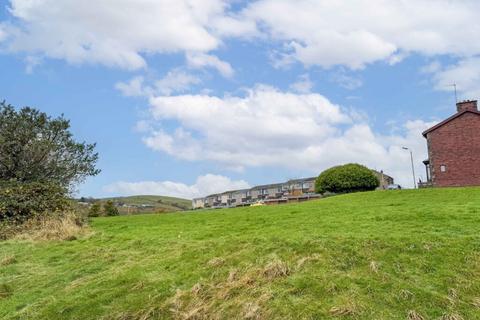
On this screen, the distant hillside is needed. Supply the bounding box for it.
[79,195,191,214]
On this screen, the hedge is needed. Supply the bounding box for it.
[0,181,70,224]
[315,163,380,194]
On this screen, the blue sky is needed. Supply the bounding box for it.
[1,0,479,199]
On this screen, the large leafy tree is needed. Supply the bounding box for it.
[0,101,100,190]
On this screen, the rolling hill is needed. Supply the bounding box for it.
[2,187,480,319]
[81,195,192,214]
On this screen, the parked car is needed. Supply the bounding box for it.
[387,184,402,190]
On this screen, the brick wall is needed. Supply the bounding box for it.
[427,112,480,187]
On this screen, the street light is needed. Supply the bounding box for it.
[402,147,417,189]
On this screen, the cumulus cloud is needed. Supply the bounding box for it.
[4,0,480,74]
[3,0,480,94]
[186,52,234,78]
[290,74,313,93]
[330,70,363,90]
[426,57,480,100]
[103,174,250,199]
[140,85,435,188]
[242,0,480,69]
[0,24,7,42]
[3,0,231,69]
[116,70,201,97]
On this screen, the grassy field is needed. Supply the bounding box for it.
[2,188,480,319]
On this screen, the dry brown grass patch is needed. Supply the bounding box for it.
[227,269,238,283]
[12,213,91,241]
[191,283,202,295]
[0,254,16,266]
[441,313,464,320]
[399,289,414,301]
[369,260,379,273]
[169,264,275,320]
[407,310,425,320]
[0,283,12,299]
[243,302,261,319]
[471,297,480,308]
[262,258,290,280]
[447,288,458,305]
[329,303,359,317]
[295,254,320,270]
[207,257,225,267]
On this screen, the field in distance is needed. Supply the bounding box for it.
[78,195,192,214]
[2,187,480,319]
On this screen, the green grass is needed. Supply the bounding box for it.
[2,188,480,319]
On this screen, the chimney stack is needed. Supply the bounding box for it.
[457,100,478,113]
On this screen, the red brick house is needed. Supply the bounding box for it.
[421,100,480,187]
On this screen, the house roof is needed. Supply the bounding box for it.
[371,170,394,181]
[422,110,480,137]
[286,177,317,184]
[251,182,285,190]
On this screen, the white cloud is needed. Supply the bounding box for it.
[186,52,234,78]
[24,55,42,74]
[116,76,148,97]
[155,70,201,95]
[116,70,201,97]
[103,174,250,199]
[3,0,229,69]
[141,85,435,188]
[242,0,480,69]
[4,0,480,80]
[290,74,313,93]
[330,70,363,90]
[427,57,480,100]
[0,24,7,42]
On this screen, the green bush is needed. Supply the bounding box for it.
[0,181,70,224]
[88,202,102,217]
[103,200,119,216]
[315,163,380,194]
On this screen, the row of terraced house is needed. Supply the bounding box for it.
[192,170,393,209]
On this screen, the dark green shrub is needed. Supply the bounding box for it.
[315,163,379,194]
[103,200,119,216]
[88,202,102,217]
[0,181,70,224]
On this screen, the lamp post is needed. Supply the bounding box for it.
[402,147,417,189]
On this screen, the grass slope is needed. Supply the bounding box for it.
[2,188,480,319]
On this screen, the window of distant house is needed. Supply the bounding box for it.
[440,165,446,172]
